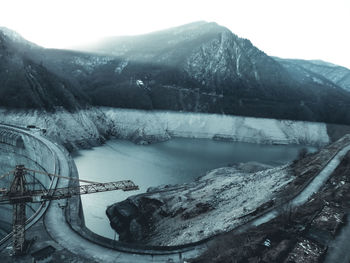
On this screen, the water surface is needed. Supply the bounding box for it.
[74,138,316,239]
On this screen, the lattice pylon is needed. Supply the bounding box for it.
[12,203,26,254]
[10,165,27,255]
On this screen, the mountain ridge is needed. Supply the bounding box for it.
[0,29,88,110]
[274,57,350,92]
[1,22,350,125]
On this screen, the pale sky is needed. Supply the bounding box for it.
[1,0,350,69]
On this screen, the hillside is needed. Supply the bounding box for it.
[1,22,350,125]
[275,58,350,92]
[0,28,87,110]
[73,22,350,124]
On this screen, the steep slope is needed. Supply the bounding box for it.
[0,28,87,110]
[275,58,350,92]
[79,21,226,65]
[2,23,350,125]
[106,136,350,246]
[0,28,111,149]
[74,22,350,124]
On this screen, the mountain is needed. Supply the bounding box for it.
[1,23,350,125]
[0,28,87,110]
[79,21,233,64]
[73,22,350,124]
[274,58,350,92]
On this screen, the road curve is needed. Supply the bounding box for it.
[249,143,350,228]
[44,135,350,262]
[42,133,204,262]
[1,124,350,262]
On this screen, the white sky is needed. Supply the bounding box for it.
[1,0,350,69]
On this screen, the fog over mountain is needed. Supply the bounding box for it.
[1,22,350,124]
[274,57,350,92]
[0,28,87,110]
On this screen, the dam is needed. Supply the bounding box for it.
[0,125,58,241]
[0,110,347,262]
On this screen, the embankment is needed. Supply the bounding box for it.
[0,107,338,152]
[104,108,330,146]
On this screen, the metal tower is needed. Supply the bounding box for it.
[0,165,139,255]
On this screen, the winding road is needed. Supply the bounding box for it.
[1,124,350,262]
[43,138,204,262]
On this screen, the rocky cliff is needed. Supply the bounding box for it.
[106,162,290,245]
[72,22,350,125]
[0,108,110,151]
[2,22,350,126]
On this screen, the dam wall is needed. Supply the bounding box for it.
[0,125,57,238]
[0,126,55,185]
[0,111,337,257]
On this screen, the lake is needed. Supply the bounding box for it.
[74,138,316,239]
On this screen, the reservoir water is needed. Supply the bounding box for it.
[74,138,316,239]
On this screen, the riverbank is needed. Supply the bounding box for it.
[0,107,341,153]
[75,137,315,239]
[106,135,350,246]
[191,137,350,263]
[0,124,195,262]
[104,108,330,146]
[0,119,349,262]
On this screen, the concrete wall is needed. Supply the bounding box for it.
[0,126,55,188]
[0,126,57,238]
[0,124,206,256]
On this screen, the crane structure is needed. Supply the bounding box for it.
[0,164,139,255]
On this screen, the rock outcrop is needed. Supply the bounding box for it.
[2,23,350,125]
[106,136,350,246]
[106,163,293,246]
